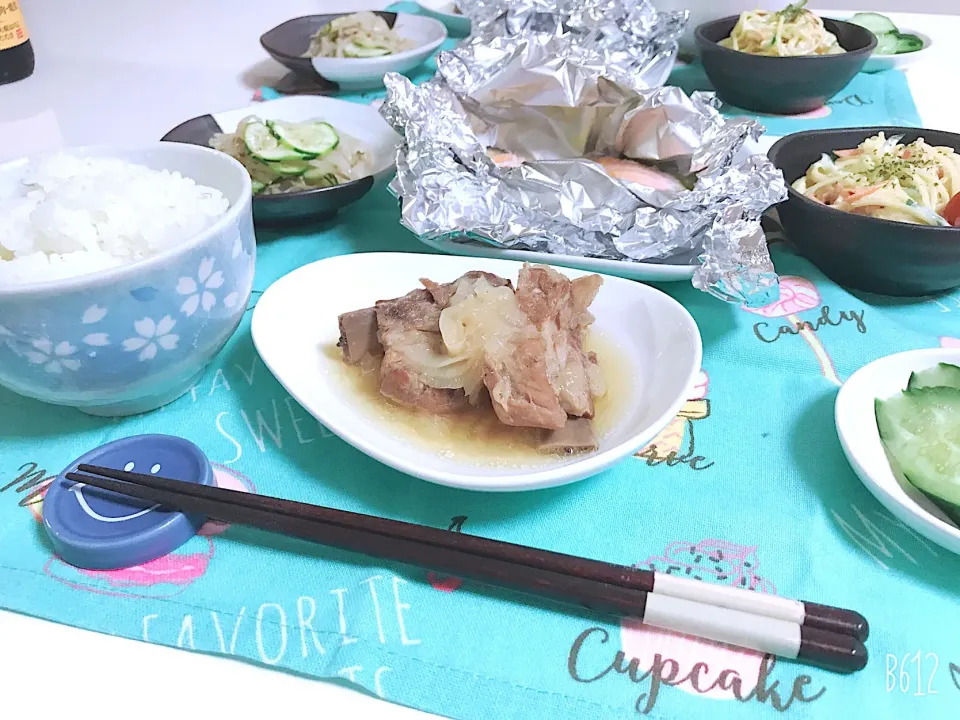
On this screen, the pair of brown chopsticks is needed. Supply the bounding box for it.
[67,464,869,674]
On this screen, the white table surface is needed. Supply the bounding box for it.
[0,4,957,719]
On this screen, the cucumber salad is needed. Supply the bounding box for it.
[303,11,414,59]
[210,116,371,196]
[876,363,960,526]
[849,13,924,55]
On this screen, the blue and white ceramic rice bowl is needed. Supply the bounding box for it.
[0,143,255,417]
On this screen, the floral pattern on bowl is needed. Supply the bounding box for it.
[0,143,255,417]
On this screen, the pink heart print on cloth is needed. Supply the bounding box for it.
[742,276,842,385]
[26,464,255,599]
[620,539,775,701]
[942,337,960,348]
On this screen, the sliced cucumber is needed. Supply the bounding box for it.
[874,33,900,55]
[876,386,960,507]
[267,159,310,177]
[907,363,960,391]
[251,180,267,195]
[895,34,924,54]
[931,495,960,527]
[850,12,899,36]
[267,120,339,158]
[355,38,389,50]
[343,42,390,58]
[243,121,303,162]
[303,168,341,187]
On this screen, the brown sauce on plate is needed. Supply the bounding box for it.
[325,332,635,467]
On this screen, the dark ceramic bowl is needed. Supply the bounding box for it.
[695,16,876,115]
[161,96,400,227]
[260,11,397,77]
[768,127,960,297]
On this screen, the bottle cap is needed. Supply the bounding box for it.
[43,435,213,570]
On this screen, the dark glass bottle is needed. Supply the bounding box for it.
[0,1,34,86]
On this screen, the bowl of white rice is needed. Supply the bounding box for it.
[0,142,255,416]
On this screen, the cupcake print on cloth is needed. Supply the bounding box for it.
[620,540,778,702]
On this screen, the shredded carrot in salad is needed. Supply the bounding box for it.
[792,132,960,226]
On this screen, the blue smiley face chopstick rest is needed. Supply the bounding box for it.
[42,435,214,569]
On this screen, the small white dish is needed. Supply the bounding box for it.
[862,29,932,73]
[311,14,447,90]
[212,96,397,161]
[211,95,399,181]
[252,253,703,492]
[836,348,960,555]
[163,95,401,224]
[416,1,471,37]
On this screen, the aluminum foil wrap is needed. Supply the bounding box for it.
[457,0,687,93]
[379,2,787,305]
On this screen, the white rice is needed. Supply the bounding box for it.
[0,153,230,286]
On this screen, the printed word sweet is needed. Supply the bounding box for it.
[568,627,825,715]
[214,395,333,464]
[165,348,374,466]
[753,306,866,344]
[167,352,336,464]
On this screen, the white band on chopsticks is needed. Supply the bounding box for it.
[653,573,806,624]
[644,593,802,659]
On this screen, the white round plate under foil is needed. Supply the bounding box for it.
[836,348,960,555]
[415,237,699,283]
[252,253,703,491]
[412,135,780,283]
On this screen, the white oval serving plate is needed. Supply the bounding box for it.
[252,253,703,491]
[311,14,447,90]
[836,348,960,555]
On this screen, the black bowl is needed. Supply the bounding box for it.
[260,12,397,84]
[161,114,376,227]
[768,127,960,297]
[695,16,876,115]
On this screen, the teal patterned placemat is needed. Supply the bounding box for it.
[669,64,922,136]
[1,12,956,718]
[1,177,960,718]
